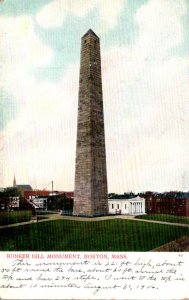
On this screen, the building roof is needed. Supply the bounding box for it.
[108,192,137,199]
[129,196,145,202]
[16,185,32,191]
[82,29,98,38]
[109,196,144,202]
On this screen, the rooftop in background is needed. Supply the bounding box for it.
[108,195,144,202]
[24,190,74,200]
[16,185,32,191]
[108,192,137,199]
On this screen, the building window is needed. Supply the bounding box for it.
[117,204,119,209]
[112,204,114,209]
[125,204,127,209]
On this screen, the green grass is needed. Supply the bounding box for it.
[0,219,187,251]
[135,214,189,224]
[0,211,31,225]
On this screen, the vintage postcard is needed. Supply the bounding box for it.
[0,0,189,299]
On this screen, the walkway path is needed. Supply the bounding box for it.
[0,213,188,229]
[0,213,60,229]
[60,215,189,227]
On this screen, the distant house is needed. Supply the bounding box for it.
[144,191,189,216]
[0,202,5,210]
[25,190,50,200]
[32,197,47,210]
[24,190,74,200]
[108,196,145,215]
[0,193,6,210]
[16,185,32,196]
[9,196,20,209]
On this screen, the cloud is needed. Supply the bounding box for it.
[2,62,79,189]
[101,0,189,192]
[0,16,53,98]
[134,0,187,60]
[1,0,189,192]
[0,15,53,72]
[0,15,53,120]
[0,15,53,130]
[102,47,189,192]
[0,15,54,187]
[36,0,124,30]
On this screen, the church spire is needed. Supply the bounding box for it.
[13,174,16,187]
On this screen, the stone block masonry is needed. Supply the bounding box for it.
[73,29,108,216]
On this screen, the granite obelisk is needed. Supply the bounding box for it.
[73,29,108,216]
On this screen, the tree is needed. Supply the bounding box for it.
[0,191,9,210]
[19,198,36,215]
[4,187,21,197]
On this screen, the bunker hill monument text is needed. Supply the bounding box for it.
[73,29,108,216]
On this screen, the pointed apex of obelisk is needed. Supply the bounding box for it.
[82,29,99,39]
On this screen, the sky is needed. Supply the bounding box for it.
[0,0,189,193]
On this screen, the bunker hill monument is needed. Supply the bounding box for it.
[73,29,108,216]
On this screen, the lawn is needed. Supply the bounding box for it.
[0,211,31,226]
[135,214,189,224]
[0,219,187,251]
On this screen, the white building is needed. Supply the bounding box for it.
[9,196,19,209]
[32,197,47,210]
[108,196,145,215]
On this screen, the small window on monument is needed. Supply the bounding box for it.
[84,40,87,43]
